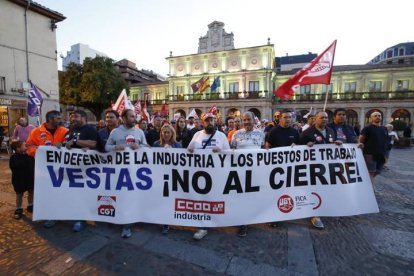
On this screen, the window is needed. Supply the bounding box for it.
[387,50,393,58]
[399,48,405,56]
[249,81,259,92]
[344,82,356,93]
[368,81,382,92]
[229,82,239,93]
[176,85,184,94]
[396,80,409,91]
[322,83,332,93]
[0,77,5,93]
[300,85,311,93]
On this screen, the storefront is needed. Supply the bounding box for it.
[0,98,27,137]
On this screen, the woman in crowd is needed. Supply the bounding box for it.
[175,117,192,148]
[153,124,182,234]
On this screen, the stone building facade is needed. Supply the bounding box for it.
[130,21,275,120]
[129,21,414,130]
[0,0,65,135]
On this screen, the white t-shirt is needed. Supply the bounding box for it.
[302,124,311,131]
[188,130,230,150]
[388,131,399,145]
[231,128,264,149]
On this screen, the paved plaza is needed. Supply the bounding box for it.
[0,147,413,275]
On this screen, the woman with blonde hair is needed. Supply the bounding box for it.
[153,123,182,234]
[153,124,182,148]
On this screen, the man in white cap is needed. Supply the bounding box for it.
[187,112,230,240]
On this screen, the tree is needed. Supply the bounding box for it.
[59,57,127,120]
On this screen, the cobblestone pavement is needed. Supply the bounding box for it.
[0,148,413,275]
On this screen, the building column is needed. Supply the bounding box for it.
[360,107,366,127]
[385,107,393,123]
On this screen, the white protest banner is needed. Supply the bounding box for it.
[33,144,378,226]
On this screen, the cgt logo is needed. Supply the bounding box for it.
[277,194,294,213]
[175,198,225,214]
[97,195,116,217]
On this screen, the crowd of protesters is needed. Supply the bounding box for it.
[4,106,409,240]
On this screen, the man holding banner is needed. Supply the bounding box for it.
[265,110,300,228]
[231,111,265,237]
[105,109,148,238]
[188,112,230,240]
[26,110,68,228]
[300,111,342,229]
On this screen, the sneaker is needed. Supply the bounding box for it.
[26,205,33,213]
[43,220,57,228]
[14,208,23,219]
[238,225,247,237]
[121,227,132,238]
[310,217,325,229]
[193,229,208,240]
[161,225,170,235]
[72,221,85,232]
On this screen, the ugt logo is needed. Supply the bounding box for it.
[277,194,294,213]
[97,195,116,217]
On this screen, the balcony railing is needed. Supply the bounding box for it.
[166,91,270,102]
[274,90,414,103]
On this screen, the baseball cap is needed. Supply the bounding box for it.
[202,113,215,120]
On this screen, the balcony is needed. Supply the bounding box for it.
[167,91,270,102]
[274,90,414,103]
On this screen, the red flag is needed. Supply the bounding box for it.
[199,77,210,94]
[112,89,134,115]
[141,100,150,122]
[275,40,337,100]
[134,100,141,115]
[208,105,218,115]
[191,76,206,93]
[160,102,168,116]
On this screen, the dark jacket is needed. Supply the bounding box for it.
[300,125,336,145]
[327,122,357,143]
[9,153,35,193]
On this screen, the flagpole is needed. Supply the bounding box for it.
[323,88,329,111]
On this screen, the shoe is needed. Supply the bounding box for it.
[161,225,170,235]
[238,225,247,237]
[310,217,325,229]
[269,222,280,228]
[193,229,208,240]
[26,205,33,213]
[121,227,132,238]
[43,220,56,228]
[72,221,85,232]
[14,208,23,219]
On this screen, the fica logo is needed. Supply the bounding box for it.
[97,195,116,217]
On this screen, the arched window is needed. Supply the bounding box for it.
[195,109,202,119]
[248,108,261,119]
[227,108,240,118]
[176,109,186,119]
[325,109,333,123]
[346,109,358,126]
[392,109,410,124]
